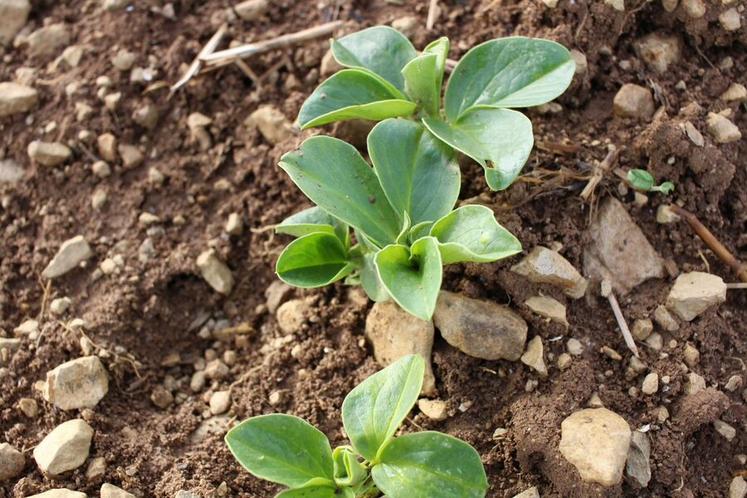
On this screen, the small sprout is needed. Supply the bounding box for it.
[627,169,675,195]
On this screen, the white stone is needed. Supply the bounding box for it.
[635,33,680,73]
[196,249,234,294]
[570,49,587,75]
[730,476,747,498]
[418,398,448,421]
[28,141,72,167]
[707,112,741,143]
[653,304,679,331]
[0,81,38,116]
[567,338,584,356]
[641,373,658,395]
[719,8,741,31]
[245,105,294,145]
[14,318,38,336]
[26,23,70,57]
[118,144,143,169]
[209,390,231,415]
[97,133,117,162]
[613,84,654,120]
[0,0,30,45]
[511,246,588,298]
[276,298,310,334]
[666,271,727,321]
[525,295,568,326]
[721,83,747,103]
[685,372,706,395]
[233,0,268,20]
[605,0,624,10]
[225,212,243,235]
[661,0,678,11]
[681,0,705,18]
[683,121,704,146]
[512,487,539,498]
[656,205,680,224]
[631,319,653,341]
[0,442,24,481]
[714,420,737,441]
[101,483,135,498]
[521,336,548,377]
[0,159,25,184]
[111,49,136,71]
[60,45,84,68]
[27,490,87,498]
[33,419,93,476]
[92,161,111,178]
[42,235,93,279]
[44,356,109,410]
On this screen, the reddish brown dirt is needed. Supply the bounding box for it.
[1,1,746,497]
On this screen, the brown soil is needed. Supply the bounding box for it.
[1,0,745,497]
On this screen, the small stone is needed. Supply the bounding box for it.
[653,305,679,331]
[685,372,706,395]
[111,49,136,71]
[661,0,678,11]
[26,23,70,57]
[104,92,121,111]
[656,205,680,224]
[631,319,653,341]
[418,399,448,421]
[320,49,341,76]
[613,84,654,120]
[101,483,135,498]
[604,0,624,9]
[706,112,741,143]
[138,212,160,226]
[276,298,310,333]
[268,390,283,406]
[196,249,234,295]
[0,159,25,184]
[44,356,109,410]
[118,144,144,169]
[391,16,418,37]
[209,390,231,415]
[683,121,705,147]
[97,133,117,162]
[0,442,24,481]
[33,419,93,476]
[602,346,622,361]
[641,373,659,395]
[511,246,588,298]
[225,212,243,235]
[683,343,700,367]
[570,49,588,75]
[719,8,741,31]
[27,490,86,498]
[132,104,159,130]
[89,162,110,179]
[0,0,31,45]
[721,83,747,103]
[366,301,436,395]
[559,408,632,486]
[233,0,268,20]
[626,431,651,487]
[725,375,742,392]
[147,167,164,185]
[525,295,568,326]
[91,189,107,210]
[681,0,705,17]
[635,33,680,74]
[17,397,38,417]
[0,81,38,117]
[629,356,647,374]
[521,336,548,377]
[60,45,84,68]
[567,338,584,356]
[730,477,747,498]
[245,105,294,145]
[42,235,93,279]
[541,0,558,6]
[645,332,663,351]
[186,113,212,151]
[190,371,206,392]
[14,319,38,336]
[512,487,540,498]
[434,291,528,361]
[557,352,573,370]
[204,359,229,380]
[713,420,736,441]
[28,141,72,167]
[150,386,173,408]
[265,281,292,313]
[85,456,106,481]
[666,271,727,321]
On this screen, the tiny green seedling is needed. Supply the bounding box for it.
[275,130,521,320]
[627,169,675,195]
[225,355,488,498]
[298,26,575,190]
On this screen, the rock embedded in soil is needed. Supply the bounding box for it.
[33,418,93,476]
[653,304,679,331]
[584,197,665,294]
[150,385,174,408]
[521,336,548,377]
[43,356,109,410]
[730,476,747,498]
[117,144,144,169]
[101,483,135,498]
[233,0,268,20]
[721,83,747,103]
[0,0,30,45]
[225,212,243,235]
[631,319,653,341]
[714,420,736,441]
[512,487,540,498]
[706,112,742,143]
[685,372,706,395]
[0,442,25,481]
[558,408,632,487]
[683,343,700,367]
[366,301,436,395]
[0,81,38,117]
[0,158,25,184]
[42,235,93,279]
[433,291,527,361]
[511,246,588,299]
[613,83,655,121]
[25,23,70,57]
[665,271,726,321]
[525,295,568,326]
[641,372,659,395]
[97,133,117,162]
[265,280,292,313]
[245,105,294,145]
[418,399,448,421]
[276,298,310,333]
[27,490,87,498]
[17,397,38,417]
[196,249,234,295]
[681,0,705,18]
[625,430,651,488]
[28,140,72,166]
[719,8,741,31]
[209,390,231,415]
[634,33,680,73]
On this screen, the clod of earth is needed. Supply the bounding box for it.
[33,419,94,477]
[634,33,681,74]
[43,356,109,410]
[42,235,93,279]
[512,246,588,299]
[665,271,727,321]
[245,105,295,145]
[275,298,311,333]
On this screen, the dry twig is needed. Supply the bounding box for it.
[580,145,619,202]
[601,280,639,358]
[427,0,440,30]
[171,23,227,94]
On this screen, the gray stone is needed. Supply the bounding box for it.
[33,419,93,476]
[196,249,233,294]
[26,23,70,57]
[613,84,654,120]
[276,298,310,333]
[0,0,31,45]
[512,246,588,298]
[521,336,548,377]
[634,33,680,73]
[0,442,24,481]
[101,483,135,498]
[525,295,568,326]
[28,141,72,167]
[666,271,727,321]
[233,0,268,20]
[245,105,294,145]
[27,490,87,498]
[42,235,93,279]
[0,81,38,116]
[0,159,25,184]
[43,356,109,410]
[626,430,651,487]
[265,280,292,313]
[707,112,741,143]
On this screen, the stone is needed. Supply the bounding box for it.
[204,359,229,380]
[33,419,93,476]
[682,0,705,18]
[719,8,740,30]
[525,295,568,326]
[666,271,727,321]
[366,301,436,395]
[276,298,310,333]
[567,338,584,356]
[0,159,24,184]
[521,336,548,377]
[714,420,736,441]
[418,399,447,421]
[683,343,700,367]
[557,352,572,370]
[661,0,678,11]
[28,141,72,167]
[0,82,38,117]
[265,281,292,313]
[225,212,243,235]
[391,16,418,37]
[27,491,87,498]
[656,205,680,224]
[150,386,173,409]
[17,397,38,417]
[0,442,24,481]
[512,487,539,498]
[97,133,117,162]
[0,0,30,45]
[631,319,653,341]
[132,104,159,130]
[138,212,160,226]
[707,112,741,143]
[570,49,587,75]
[730,477,747,498]
[613,83,654,120]
[559,408,632,486]
[685,372,706,395]
[26,23,70,57]
[644,332,663,351]
[209,390,231,415]
[91,189,107,210]
[101,484,135,498]
[541,0,558,6]
[111,49,136,71]
[433,291,527,361]
[626,430,651,487]
[511,246,588,298]
[722,83,747,103]
[725,375,743,392]
[42,235,93,279]
[641,373,658,395]
[245,105,294,145]
[233,0,268,20]
[605,0,624,9]
[85,456,106,481]
[683,121,704,146]
[44,356,109,410]
[13,319,38,336]
[635,33,680,73]
[60,45,84,68]
[118,144,144,169]
[196,249,234,294]
[268,390,283,406]
[653,304,679,331]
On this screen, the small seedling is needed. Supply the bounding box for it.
[275,131,521,320]
[298,26,575,190]
[225,355,488,498]
[627,169,675,194]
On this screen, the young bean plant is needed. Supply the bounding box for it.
[225,355,488,498]
[627,169,675,195]
[298,26,575,190]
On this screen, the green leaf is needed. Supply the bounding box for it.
[276,232,355,288]
[279,136,401,247]
[423,108,533,191]
[423,37,449,94]
[627,169,655,191]
[333,447,368,487]
[374,237,442,320]
[360,252,389,302]
[276,206,348,243]
[371,432,488,498]
[430,205,522,264]
[298,69,416,129]
[368,119,460,225]
[225,414,335,488]
[275,485,341,498]
[342,355,425,462]
[402,54,440,116]
[657,181,675,194]
[332,26,418,93]
[408,221,433,243]
[444,37,574,121]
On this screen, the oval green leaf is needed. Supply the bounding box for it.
[627,169,655,191]
[374,237,442,320]
[402,53,440,116]
[341,355,425,462]
[423,37,449,94]
[360,252,389,302]
[430,205,522,264]
[444,37,574,121]
[368,119,460,225]
[225,414,335,488]
[298,69,416,129]
[276,206,348,243]
[276,232,355,288]
[332,26,418,93]
[279,136,401,247]
[332,447,367,488]
[423,108,533,191]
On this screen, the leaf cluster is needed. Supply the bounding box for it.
[627,169,675,194]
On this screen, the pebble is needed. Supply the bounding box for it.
[683,121,704,147]
[0,442,25,481]
[111,49,136,71]
[634,33,680,73]
[14,318,38,336]
[631,319,653,341]
[644,332,663,351]
[209,390,231,415]
[557,352,572,370]
[196,249,234,295]
[683,343,700,367]
[0,0,30,45]
[666,271,727,321]
[391,16,418,37]
[42,235,93,279]
[433,291,528,361]
[204,359,229,380]
[661,0,678,11]
[521,336,548,377]
[0,81,38,117]
[682,0,705,18]
[602,346,622,361]
[656,205,680,224]
[0,337,21,363]
[187,112,212,150]
[0,159,25,184]
[512,487,539,498]
[570,49,588,75]
[97,133,117,162]
[567,338,584,356]
[721,83,747,103]
[268,390,283,406]
[245,105,294,145]
[418,399,448,421]
[101,483,135,498]
[613,84,654,120]
[626,431,651,488]
[641,373,659,395]
[44,356,109,410]
[60,45,84,68]
[118,144,144,169]
[91,189,108,210]
[366,301,436,395]
[541,0,558,7]
[225,212,243,235]
[34,419,93,476]
[653,305,679,331]
[511,246,588,299]
[604,0,624,10]
[138,212,160,226]
[265,281,293,314]
[85,456,106,481]
[725,375,742,392]
[17,397,38,417]
[132,104,159,130]
[276,298,310,333]
[25,23,70,57]
[730,477,747,498]
[713,420,736,441]
[27,490,87,498]
[685,372,706,395]
[50,297,72,315]
[559,408,632,487]
[233,0,268,20]
[706,112,741,143]
[525,295,568,326]
[719,8,741,31]
[28,140,72,166]
[150,386,173,409]
[190,371,206,392]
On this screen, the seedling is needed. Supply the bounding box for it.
[298,26,575,190]
[225,355,488,498]
[627,169,674,194]
[275,130,521,320]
